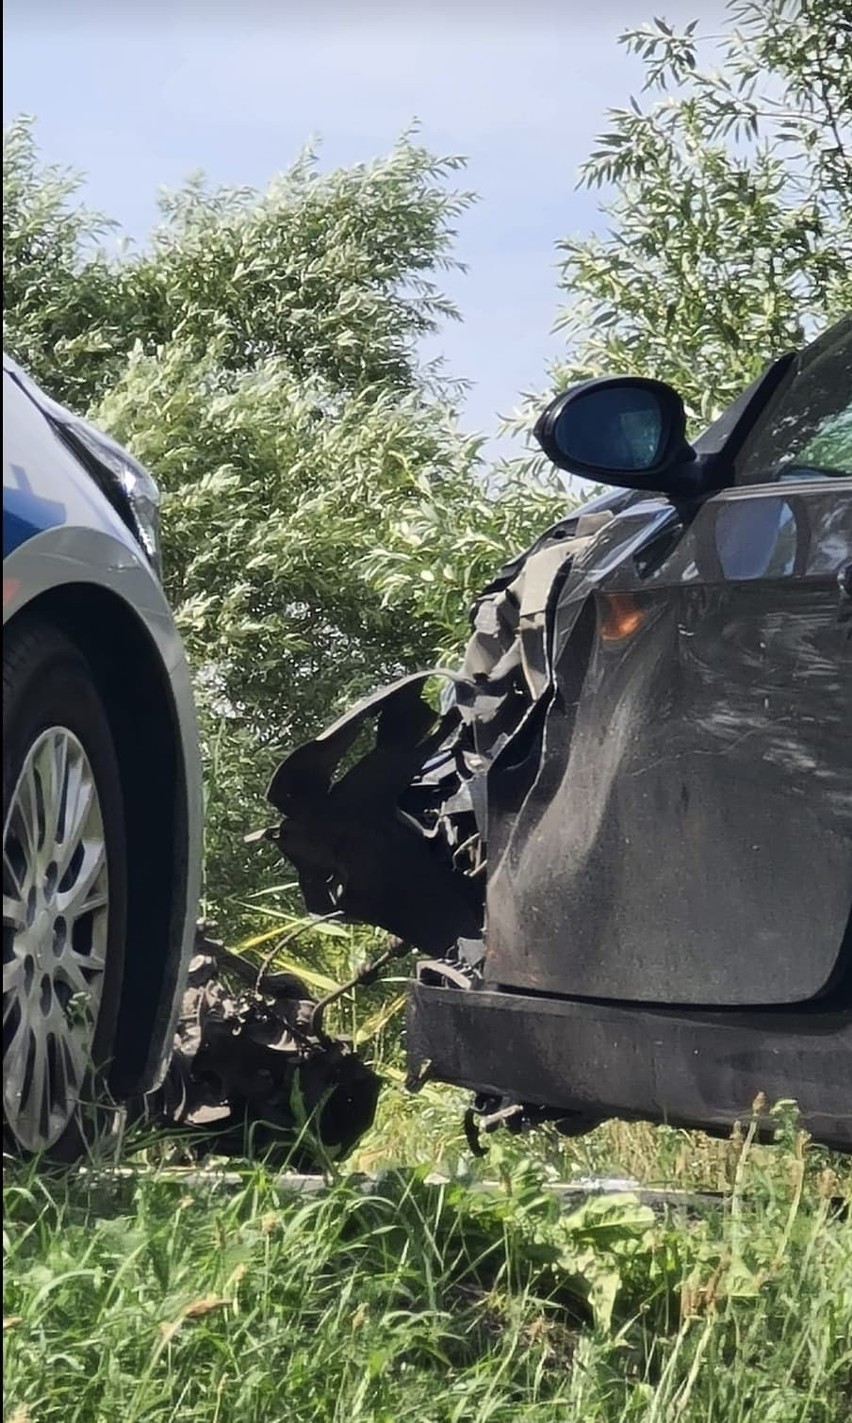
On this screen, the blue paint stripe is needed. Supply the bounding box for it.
[3,484,67,558]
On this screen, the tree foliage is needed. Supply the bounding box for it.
[4,0,850,922]
[537,0,852,429]
[2,118,123,410]
[2,119,568,920]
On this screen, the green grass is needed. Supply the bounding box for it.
[4,909,851,1420]
[4,1100,852,1423]
[5,910,852,1419]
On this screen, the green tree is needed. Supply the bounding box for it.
[3,119,568,921]
[523,0,852,430]
[2,117,125,410]
[7,0,848,925]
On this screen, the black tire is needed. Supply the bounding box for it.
[3,615,128,1161]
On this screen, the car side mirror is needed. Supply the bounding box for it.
[534,376,700,494]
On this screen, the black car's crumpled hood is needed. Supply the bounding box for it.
[263,488,655,957]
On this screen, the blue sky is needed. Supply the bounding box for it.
[4,1,725,454]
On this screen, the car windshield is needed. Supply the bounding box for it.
[735,316,852,483]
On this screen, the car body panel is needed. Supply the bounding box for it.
[406,979,852,1152]
[485,478,852,1005]
[3,359,203,1093]
[266,317,852,1151]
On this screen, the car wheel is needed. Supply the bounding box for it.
[3,617,128,1159]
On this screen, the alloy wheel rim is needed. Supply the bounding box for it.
[3,727,109,1150]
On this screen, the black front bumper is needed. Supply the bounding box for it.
[406,978,852,1150]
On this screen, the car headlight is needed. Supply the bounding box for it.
[55,419,163,577]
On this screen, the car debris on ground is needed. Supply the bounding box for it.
[139,923,382,1167]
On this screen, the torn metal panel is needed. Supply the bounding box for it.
[264,505,619,958]
[265,671,483,954]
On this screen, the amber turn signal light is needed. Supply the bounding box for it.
[599,593,645,642]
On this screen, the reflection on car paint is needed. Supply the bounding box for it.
[714,497,796,580]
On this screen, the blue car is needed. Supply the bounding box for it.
[3,354,203,1157]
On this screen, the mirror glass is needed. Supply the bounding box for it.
[553,385,666,472]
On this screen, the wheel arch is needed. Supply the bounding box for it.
[5,582,193,1095]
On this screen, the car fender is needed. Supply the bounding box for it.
[4,523,203,1091]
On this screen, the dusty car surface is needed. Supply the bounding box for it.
[267,314,852,1152]
[3,356,203,1157]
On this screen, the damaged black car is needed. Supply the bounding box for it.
[266,314,852,1154]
